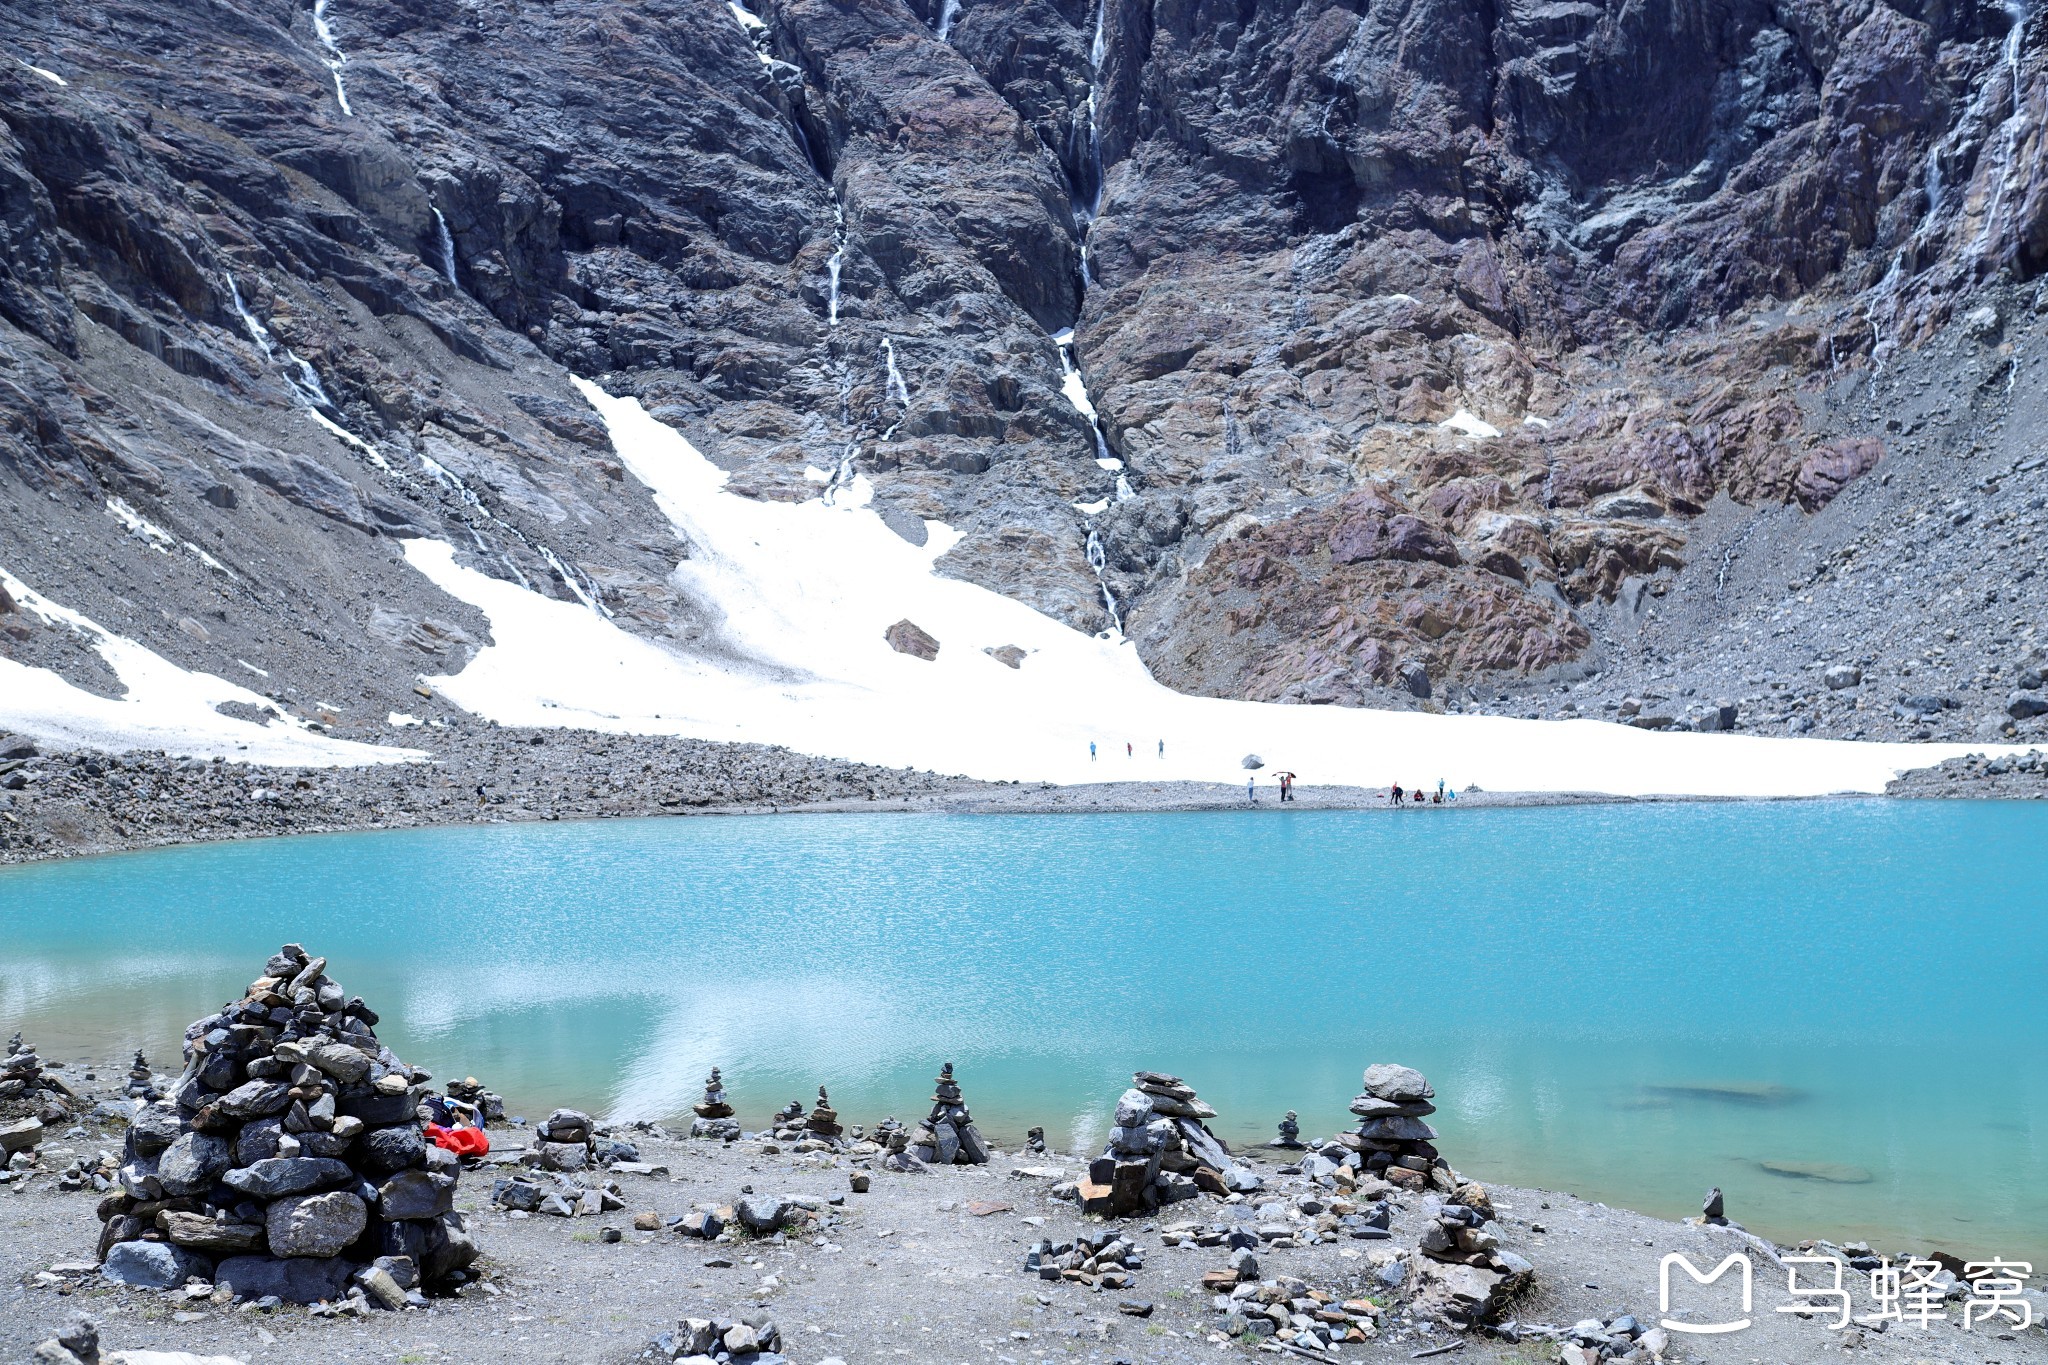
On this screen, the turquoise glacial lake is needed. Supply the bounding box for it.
[1,802,2042,1262]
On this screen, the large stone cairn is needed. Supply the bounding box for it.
[1077,1071,1258,1217]
[95,944,477,1305]
[904,1062,990,1167]
[689,1066,739,1141]
[1334,1063,1451,1192]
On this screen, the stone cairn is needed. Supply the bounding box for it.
[688,1066,739,1141]
[903,1062,990,1167]
[4,1031,73,1121]
[531,1108,598,1170]
[95,943,477,1307]
[767,1097,806,1140]
[1285,1063,1531,1324]
[3,1032,72,1158]
[1077,1071,1257,1217]
[124,1051,158,1101]
[1024,1125,1046,1155]
[1269,1110,1303,1149]
[1335,1063,1450,1191]
[805,1086,843,1142]
[1413,1178,1534,1325]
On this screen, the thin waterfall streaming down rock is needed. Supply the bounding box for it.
[881,339,911,407]
[1051,329,1115,469]
[310,0,352,116]
[825,201,845,326]
[431,208,458,286]
[1085,523,1122,636]
[1973,2,2031,263]
[225,275,331,412]
[225,274,275,361]
[935,0,960,42]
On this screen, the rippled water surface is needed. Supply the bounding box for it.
[2,802,2042,1260]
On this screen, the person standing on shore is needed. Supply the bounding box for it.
[1390,782,1403,805]
[1157,739,1164,759]
[1089,741,1097,761]
[1126,741,1133,758]
[1247,775,1257,803]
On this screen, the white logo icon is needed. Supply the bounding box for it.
[1660,1252,1754,1334]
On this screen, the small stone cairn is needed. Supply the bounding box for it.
[1413,1180,1534,1325]
[904,1061,990,1167]
[3,1031,74,1124]
[531,1108,599,1170]
[1077,1071,1257,1217]
[123,1051,159,1101]
[95,943,477,1306]
[3,1032,67,1157]
[689,1066,739,1141]
[767,1097,807,1140]
[805,1086,843,1142]
[1268,1110,1303,1149]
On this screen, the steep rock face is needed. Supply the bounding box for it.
[0,0,2043,741]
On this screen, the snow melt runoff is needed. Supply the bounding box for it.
[397,379,2002,799]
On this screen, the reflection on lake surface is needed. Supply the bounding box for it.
[2,801,2042,1260]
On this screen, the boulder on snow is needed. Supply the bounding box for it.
[884,619,939,661]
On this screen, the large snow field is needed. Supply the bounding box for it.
[397,380,2000,799]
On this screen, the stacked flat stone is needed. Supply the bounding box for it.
[906,1062,990,1166]
[1077,1072,1257,1217]
[1269,1111,1303,1149]
[1333,1063,1455,1192]
[94,943,477,1305]
[688,1067,739,1141]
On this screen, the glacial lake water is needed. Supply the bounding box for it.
[1,802,2042,1263]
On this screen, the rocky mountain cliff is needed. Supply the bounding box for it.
[3,0,2045,750]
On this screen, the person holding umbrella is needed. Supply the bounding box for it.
[1276,770,1297,802]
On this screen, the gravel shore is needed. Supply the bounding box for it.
[6,1066,2042,1365]
[4,719,2043,867]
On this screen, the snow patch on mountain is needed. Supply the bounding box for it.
[0,567,422,766]
[395,383,2001,798]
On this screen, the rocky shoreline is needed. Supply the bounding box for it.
[6,1030,2041,1365]
[2,721,2043,868]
